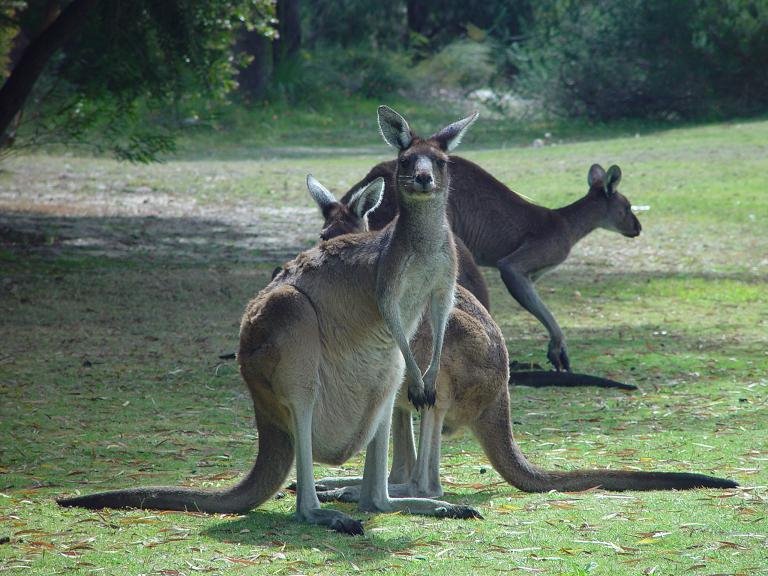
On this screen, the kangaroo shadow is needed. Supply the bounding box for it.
[202,506,431,562]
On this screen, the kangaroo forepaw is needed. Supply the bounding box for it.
[408,386,436,410]
[436,505,483,520]
[547,341,571,372]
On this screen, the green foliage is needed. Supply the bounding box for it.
[60,1,274,102]
[304,0,404,50]
[0,1,21,78]
[3,0,276,161]
[693,0,768,110]
[413,39,495,93]
[513,0,768,120]
[267,46,411,104]
[3,70,178,162]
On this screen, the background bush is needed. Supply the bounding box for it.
[513,0,768,120]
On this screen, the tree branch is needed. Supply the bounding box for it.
[0,0,100,145]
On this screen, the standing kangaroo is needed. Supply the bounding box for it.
[57,106,483,535]
[305,176,737,499]
[344,158,642,371]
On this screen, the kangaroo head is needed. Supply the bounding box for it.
[587,164,642,238]
[377,105,478,200]
[306,175,385,240]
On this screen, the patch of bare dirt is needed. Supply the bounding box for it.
[0,165,319,263]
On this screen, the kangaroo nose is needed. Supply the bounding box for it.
[415,172,433,189]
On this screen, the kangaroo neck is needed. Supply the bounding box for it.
[391,193,451,254]
[555,194,605,245]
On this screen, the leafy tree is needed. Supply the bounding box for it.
[0,0,276,160]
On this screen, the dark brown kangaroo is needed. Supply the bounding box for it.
[343,159,641,372]
[306,176,736,499]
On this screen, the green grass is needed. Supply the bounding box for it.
[1,116,767,575]
[142,95,768,160]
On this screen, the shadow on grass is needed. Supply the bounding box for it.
[203,508,424,559]
[0,210,316,265]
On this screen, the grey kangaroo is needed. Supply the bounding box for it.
[57,106,483,534]
[304,175,737,500]
[344,158,642,371]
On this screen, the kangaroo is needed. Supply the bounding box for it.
[343,158,642,372]
[57,106,483,535]
[303,177,737,500]
[316,168,489,310]
[315,179,634,392]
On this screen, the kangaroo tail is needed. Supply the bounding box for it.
[471,389,737,492]
[509,370,637,391]
[57,415,293,514]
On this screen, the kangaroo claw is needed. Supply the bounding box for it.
[436,505,483,520]
[330,517,365,536]
[547,341,571,372]
[408,386,436,410]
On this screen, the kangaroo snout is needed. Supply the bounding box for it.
[414,171,434,191]
[624,217,642,238]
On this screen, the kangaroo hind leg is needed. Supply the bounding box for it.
[244,285,364,535]
[358,407,481,520]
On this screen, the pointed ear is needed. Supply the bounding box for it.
[606,165,622,195]
[431,111,479,151]
[377,105,413,150]
[348,177,385,220]
[306,174,338,213]
[587,164,607,191]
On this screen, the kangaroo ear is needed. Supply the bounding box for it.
[306,174,338,213]
[587,164,607,191]
[377,105,413,150]
[348,177,385,221]
[606,165,622,195]
[431,111,479,151]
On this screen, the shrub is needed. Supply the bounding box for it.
[267,46,411,104]
[512,0,768,120]
[413,39,495,94]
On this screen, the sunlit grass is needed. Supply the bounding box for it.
[1,118,766,575]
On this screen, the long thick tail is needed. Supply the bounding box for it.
[471,389,737,492]
[509,370,637,391]
[57,416,294,514]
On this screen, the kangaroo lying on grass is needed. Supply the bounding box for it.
[303,174,737,499]
[344,157,642,372]
[58,106,484,535]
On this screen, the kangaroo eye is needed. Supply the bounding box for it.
[436,158,446,168]
[399,156,408,166]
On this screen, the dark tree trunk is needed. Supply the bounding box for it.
[236,30,273,101]
[0,0,99,146]
[273,0,301,67]
[407,0,429,37]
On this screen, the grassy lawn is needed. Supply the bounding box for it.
[1,116,766,575]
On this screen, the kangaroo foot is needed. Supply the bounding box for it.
[298,508,364,536]
[316,486,361,503]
